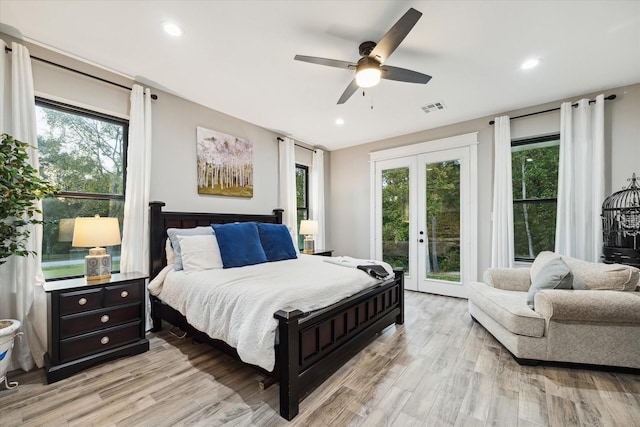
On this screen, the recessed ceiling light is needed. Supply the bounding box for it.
[335,118,345,125]
[163,22,183,37]
[521,58,539,70]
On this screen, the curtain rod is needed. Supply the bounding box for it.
[489,94,616,125]
[4,46,158,100]
[277,136,316,153]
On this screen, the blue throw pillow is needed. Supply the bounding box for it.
[257,223,298,262]
[211,222,268,268]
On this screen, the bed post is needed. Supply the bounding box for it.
[272,208,284,224]
[274,308,304,420]
[149,201,166,332]
[394,268,405,325]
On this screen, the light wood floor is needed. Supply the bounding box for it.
[1,291,639,426]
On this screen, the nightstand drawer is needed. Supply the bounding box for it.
[60,304,141,339]
[60,288,103,315]
[104,282,141,306]
[60,321,141,362]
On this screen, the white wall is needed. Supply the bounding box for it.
[2,32,284,216]
[149,88,280,214]
[328,83,640,279]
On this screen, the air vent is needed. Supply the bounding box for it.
[421,101,446,114]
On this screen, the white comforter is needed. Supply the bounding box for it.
[148,254,392,371]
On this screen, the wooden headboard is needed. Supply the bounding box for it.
[149,201,284,279]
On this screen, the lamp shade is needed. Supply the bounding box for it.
[299,220,318,235]
[72,216,121,248]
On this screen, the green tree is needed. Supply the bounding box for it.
[36,105,125,263]
[512,144,559,259]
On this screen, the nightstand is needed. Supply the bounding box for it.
[43,272,149,383]
[306,249,333,257]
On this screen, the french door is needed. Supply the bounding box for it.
[371,134,478,297]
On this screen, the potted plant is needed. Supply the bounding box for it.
[1,133,57,264]
[0,133,57,388]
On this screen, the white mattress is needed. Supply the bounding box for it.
[148,254,392,371]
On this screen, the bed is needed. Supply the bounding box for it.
[148,201,404,420]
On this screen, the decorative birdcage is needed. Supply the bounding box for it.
[602,173,640,266]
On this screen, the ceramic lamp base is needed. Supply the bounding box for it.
[303,236,315,254]
[85,247,111,282]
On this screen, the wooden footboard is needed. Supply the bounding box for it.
[275,269,404,420]
[147,201,405,421]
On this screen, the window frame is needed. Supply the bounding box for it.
[512,133,560,262]
[36,97,129,280]
[295,164,309,250]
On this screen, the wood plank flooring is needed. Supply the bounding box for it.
[1,290,639,426]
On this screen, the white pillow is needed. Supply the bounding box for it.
[176,234,223,272]
[165,238,175,265]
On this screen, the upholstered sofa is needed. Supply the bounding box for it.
[468,251,640,369]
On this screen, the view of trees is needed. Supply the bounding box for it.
[511,141,559,259]
[296,165,308,249]
[381,168,410,272]
[36,103,126,278]
[425,161,460,282]
[381,162,462,282]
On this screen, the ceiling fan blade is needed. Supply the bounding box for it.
[381,65,432,84]
[294,55,355,69]
[337,78,359,104]
[369,8,422,64]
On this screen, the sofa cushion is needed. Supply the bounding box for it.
[561,255,639,291]
[468,281,545,338]
[483,268,531,292]
[527,257,573,310]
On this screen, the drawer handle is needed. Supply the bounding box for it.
[101,336,110,345]
[100,315,110,323]
[120,290,129,298]
[78,297,87,306]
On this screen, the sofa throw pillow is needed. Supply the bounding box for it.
[527,257,573,310]
[211,222,268,268]
[562,255,640,291]
[530,251,562,283]
[167,226,214,271]
[176,234,223,272]
[257,223,298,262]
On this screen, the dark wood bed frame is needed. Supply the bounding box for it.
[148,201,404,420]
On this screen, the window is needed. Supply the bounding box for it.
[36,98,128,280]
[512,134,560,261]
[295,164,309,249]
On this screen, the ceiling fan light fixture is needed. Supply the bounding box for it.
[355,58,381,88]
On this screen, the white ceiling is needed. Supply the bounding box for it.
[1,1,639,151]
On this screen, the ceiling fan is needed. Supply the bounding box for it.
[294,7,432,104]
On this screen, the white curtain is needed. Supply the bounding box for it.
[120,84,153,329]
[310,149,325,249]
[0,41,48,371]
[278,137,298,239]
[491,116,514,267]
[555,95,605,262]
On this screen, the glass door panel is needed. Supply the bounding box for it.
[425,160,461,283]
[381,167,410,275]
[417,147,471,298]
[374,157,417,291]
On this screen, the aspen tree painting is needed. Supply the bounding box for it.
[196,127,253,197]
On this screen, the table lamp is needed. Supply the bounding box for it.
[72,215,121,281]
[299,220,318,254]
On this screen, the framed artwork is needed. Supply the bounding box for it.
[196,126,253,198]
